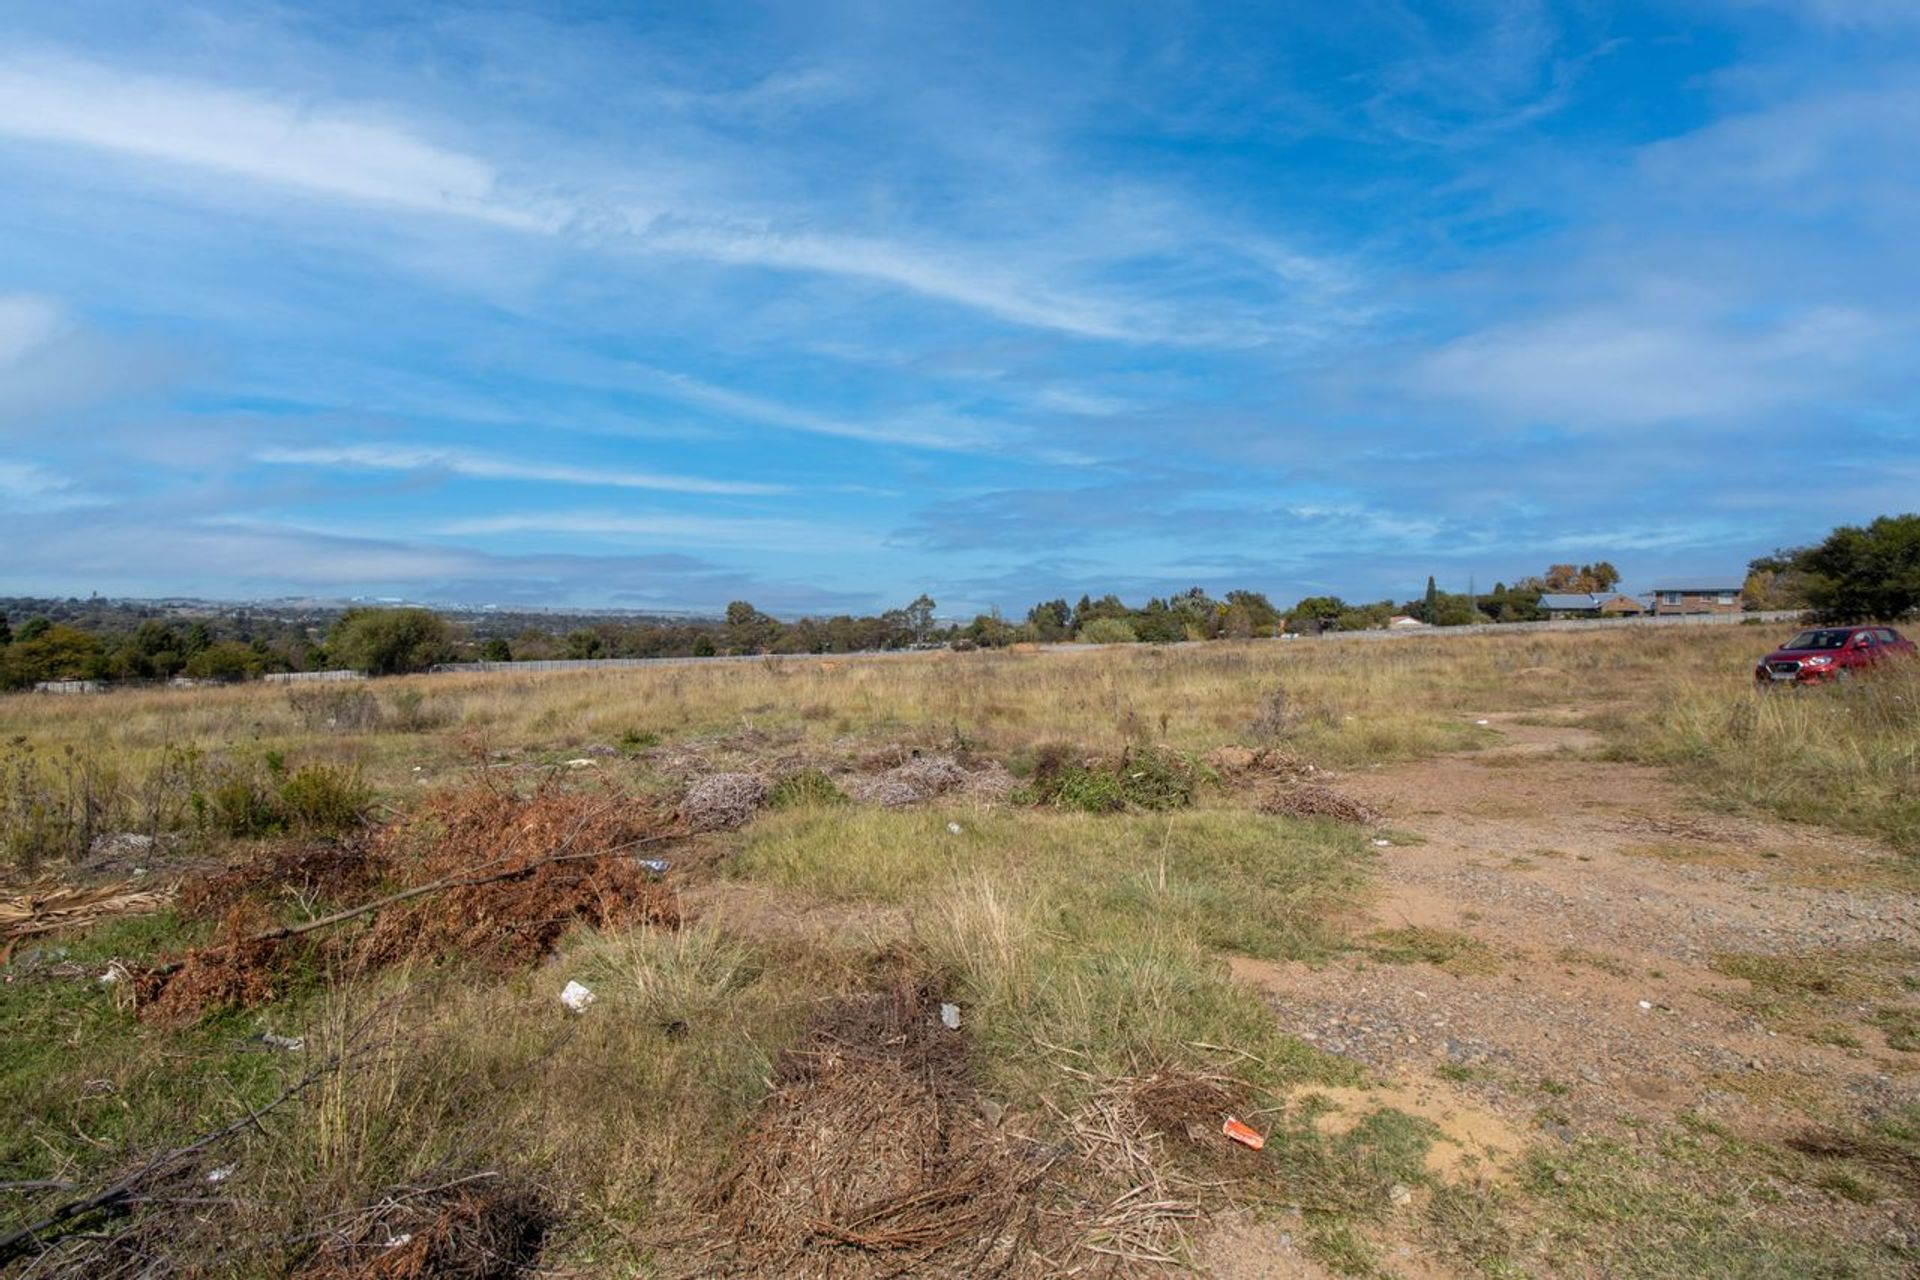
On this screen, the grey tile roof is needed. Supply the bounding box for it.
[1649,578,1742,592]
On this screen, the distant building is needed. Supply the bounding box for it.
[1537,592,1647,620]
[1387,615,1429,629]
[1649,579,1744,616]
[33,680,103,694]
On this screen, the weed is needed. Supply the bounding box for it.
[766,766,848,809]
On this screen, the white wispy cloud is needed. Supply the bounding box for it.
[254,444,783,496]
[0,458,101,511]
[0,50,1346,347]
[440,510,872,551]
[0,53,549,229]
[642,367,1005,451]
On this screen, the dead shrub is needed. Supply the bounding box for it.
[288,686,384,734]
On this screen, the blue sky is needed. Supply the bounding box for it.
[1,1,1916,615]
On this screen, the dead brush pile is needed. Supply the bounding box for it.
[1059,1070,1258,1269]
[133,785,681,1020]
[1255,782,1381,826]
[295,1176,553,1280]
[844,754,1017,809]
[353,786,679,971]
[178,839,384,919]
[700,978,1062,1277]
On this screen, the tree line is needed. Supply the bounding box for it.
[5,514,1913,687]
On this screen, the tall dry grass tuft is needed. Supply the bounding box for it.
[1625,662,1920,853]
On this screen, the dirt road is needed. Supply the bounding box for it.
[1221,709,1919,1275]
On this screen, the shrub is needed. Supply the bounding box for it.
[277,764,372,832]
[1078,618,1137,645]
[1017,745,1197,812]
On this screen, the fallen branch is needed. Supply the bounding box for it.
[0,1028,379,1266]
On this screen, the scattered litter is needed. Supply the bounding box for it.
[560,980,596,1013]
[1373,838,1392,847]
[260,1031,304,1052]
[1638,1000,1653,1010]
[1475,719,1490,726]
[381,1233,413,1250]
[564,758,598,769]
[1222,1115,1265,1151]
[946,821,963,835]
[206,1166,234,1184]
[635,857,671,874]
[97,967,122,986]
[3,880,175,947]
[940,1002,962,1029]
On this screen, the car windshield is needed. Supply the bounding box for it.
[1785,629,1852,650]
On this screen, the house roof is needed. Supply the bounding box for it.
[1649,578,1742,592]
[1538,592,1637,610]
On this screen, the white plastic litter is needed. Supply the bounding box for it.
[940,1002,962,1030]
[1372,838,1392,847]
[1637,1000,1653,1010]
[382,1234,414,1249]
[1475,719,1490,726]
[635,858,670,874]
[261,1032,304,1052]
[206,1166,234,1184]
[946,822,963,835]
[560,980,597,1013]
[564,758,598,769]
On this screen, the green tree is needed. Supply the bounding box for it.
[1026,599,1072,641]
[724,601,778,653]
[692,633,717,657]
[1769,514,1920,622]
[0,613,10,646]
[1,624,107,687]
[183,621,211,655]
[184,641,265,681]
[326,608,453,676]
[479,636,512,662]
[1287,596,1345,633]
[903,594,937,644]
[564,629,603,659]
[1422,576,1439,622]
[17,617,50,643]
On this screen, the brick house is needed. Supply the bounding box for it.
[1649,579,1744,616]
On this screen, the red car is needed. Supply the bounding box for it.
[1755,625,1916,685]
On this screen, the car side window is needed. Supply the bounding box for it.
[1857,631,1876,646]
[1880,629,1900,644]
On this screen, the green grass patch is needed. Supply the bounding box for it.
[1364,927,1501,976]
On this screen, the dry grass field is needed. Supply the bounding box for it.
[1,622,1915,1277]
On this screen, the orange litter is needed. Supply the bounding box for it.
[1222,1115,1265,1151]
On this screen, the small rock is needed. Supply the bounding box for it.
[947,822,963,835]
[1388,1183,1412,1206]
[559,980,596,1013]
[940,1002,962,1030]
